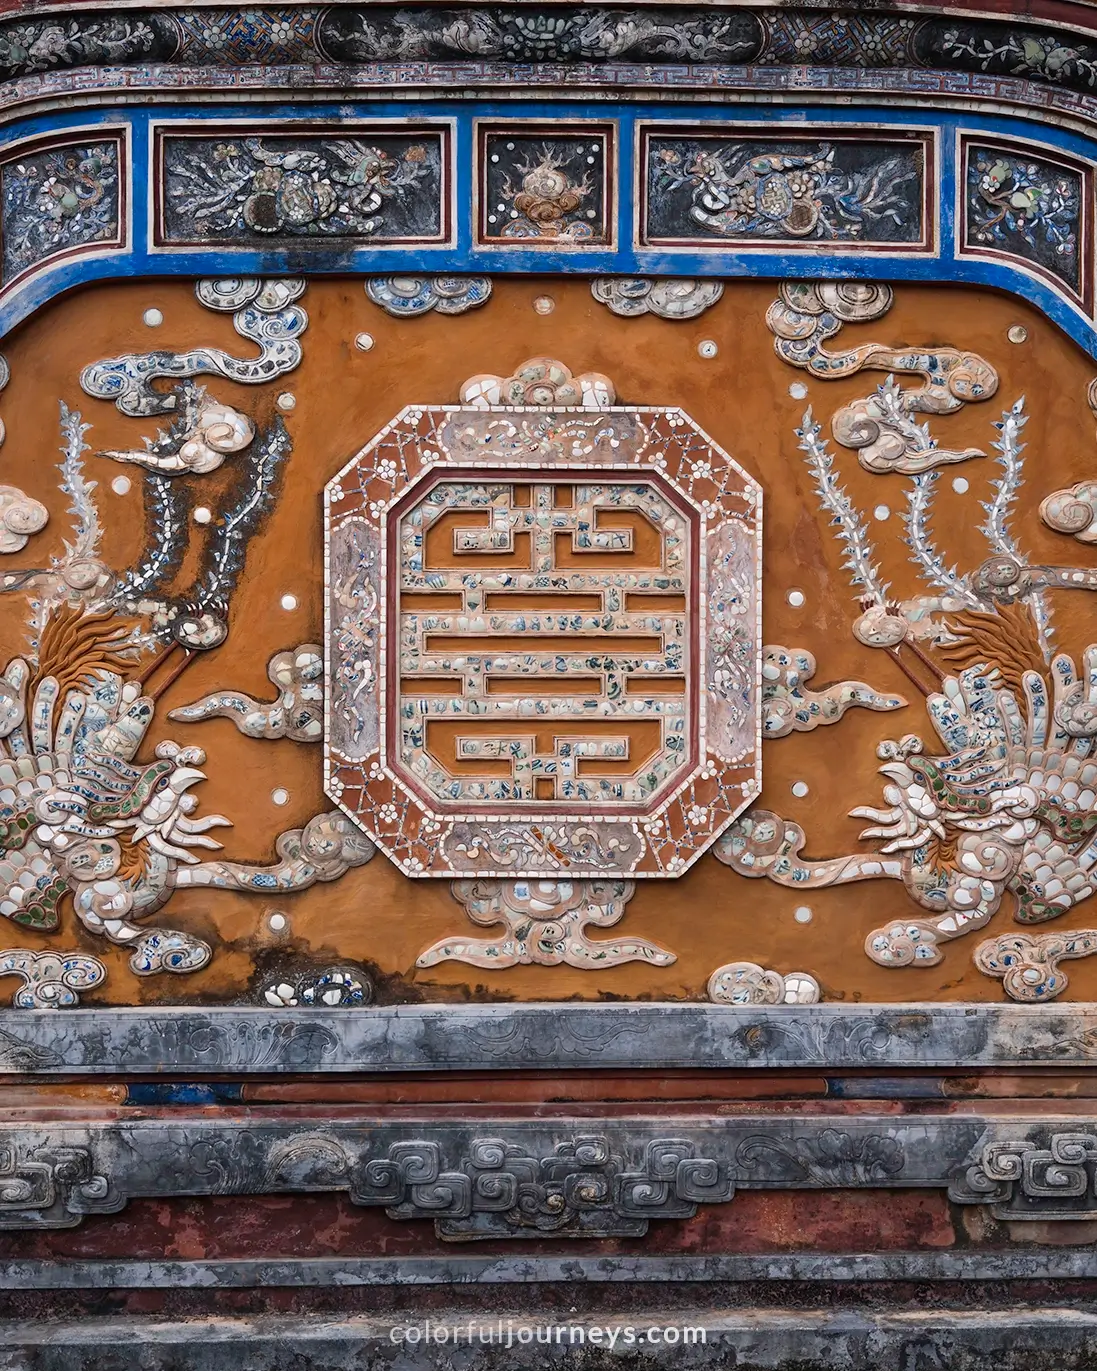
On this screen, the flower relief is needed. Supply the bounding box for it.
[162,132,444,243]
[966,143,1083,294]
[481,131,609,244]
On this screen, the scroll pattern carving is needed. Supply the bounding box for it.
[80,278,307,418]
[950,1132,1097,1220]
[0,949,105,1007]
[767,281,999,474]
[356,1135,733,1238]
[0,485,47,554]
[418,879,675,970]
[762,645,905,738]
[590,278,723,320]
[171,644,323,742]
[366,276,491,317]
[974,930,1097,1002]
[0,1140,118,1229]
[2,1113,1096,1233]
[707,961,820,1005]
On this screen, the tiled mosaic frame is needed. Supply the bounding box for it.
[324,404,762,879]
[957,131,1094,312]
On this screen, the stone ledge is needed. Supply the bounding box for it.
[3,1250,1097,1287]
[1,1309,1095,1370]
[3,1003,1097,1075]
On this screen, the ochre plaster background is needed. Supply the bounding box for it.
[1,274,1095,1005]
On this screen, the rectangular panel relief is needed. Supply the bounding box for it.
[639,126,933,250]
[154,123,452,247]
[959,134,1091,308]
[0,130,125,288]
[476,123,615,247]
[4,274,1097,1017]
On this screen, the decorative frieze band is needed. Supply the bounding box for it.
[0,107,1092,364]
[5,7,1097,106]
[0,1115,1090,1234]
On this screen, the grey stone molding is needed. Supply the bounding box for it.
[5,1003,1097,1075]
[1,1114,1093,1233]
[949,1131,1097,1220]
[5,1249,1097,1287]
[0,1309,1092,1370]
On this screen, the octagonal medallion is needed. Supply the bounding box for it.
[325,403,761,878]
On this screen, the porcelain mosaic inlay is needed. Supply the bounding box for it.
[325,383,761,878]
[640,127,932,251]
[395,477,692,809]
[0,133,123,287]
[960,136,1090,307]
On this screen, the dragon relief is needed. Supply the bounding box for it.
[721,289,1097,1000]
[0,357,374,996]
[0,606,224,973]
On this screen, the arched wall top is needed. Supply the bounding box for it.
[4,3,1097,350]
[2,93,1097,356]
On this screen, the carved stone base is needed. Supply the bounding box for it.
[0,1308,1093,1370]
[1,1113,1091,1236]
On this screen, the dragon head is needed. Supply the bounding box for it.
[92,740,230,864]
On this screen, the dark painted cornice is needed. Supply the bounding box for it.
[5,5,1097,103]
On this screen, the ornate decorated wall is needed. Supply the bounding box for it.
[9,273,1097,1009]
[7,3,1097,1367]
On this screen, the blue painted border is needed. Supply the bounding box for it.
[1,98,1095,356]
